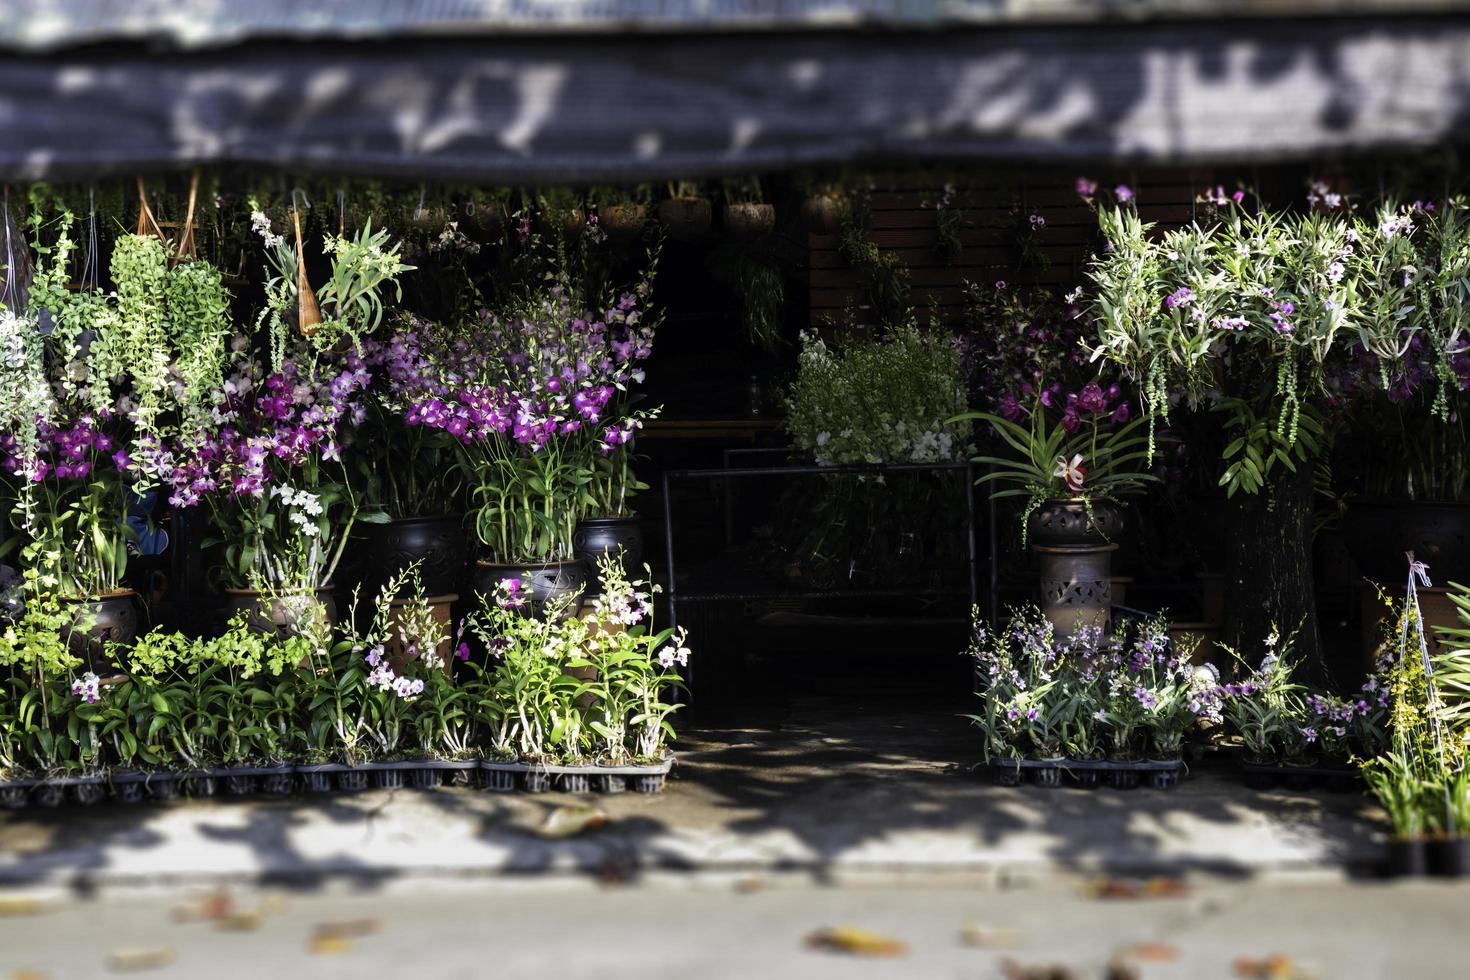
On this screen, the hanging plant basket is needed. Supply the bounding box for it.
[600,203,648,241]
[800,193,848,235]
[656,197,712,242]
[537,208,586,240]
[723,202,775,241]
[462,200,510,241]
[410,205,451,238]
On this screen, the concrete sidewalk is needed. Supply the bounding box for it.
[0,698,1387,890]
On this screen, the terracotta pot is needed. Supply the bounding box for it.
[383,593,459,674]
[723,202,775,241]
[60,591,139,671]
[656,197,712,241]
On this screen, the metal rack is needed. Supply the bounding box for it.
[660,456,991,684]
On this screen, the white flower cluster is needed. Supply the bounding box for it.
[590,585,651,627]
[272,484,324,536]
[249,210,283,250]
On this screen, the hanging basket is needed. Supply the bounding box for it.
[656,197,712,242]
[800,193,848,235]
[723,202,775,241]
[600,203,648,241]
[462,200,509,241]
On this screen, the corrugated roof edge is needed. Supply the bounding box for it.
[3,0,1467,52]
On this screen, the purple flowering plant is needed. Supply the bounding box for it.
[957,383,1156,540]
[1086,191,1470,498]
[389,247,662,562]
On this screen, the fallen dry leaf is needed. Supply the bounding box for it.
[12,970,49,980]
[959,921,1021,948]
[313,918,381,939]
[1087,877,1190,900]
[539,804,610,839]
[1234,953,1314,979]
[0,896,48,917]
[1118,942,1179,962]
[105,948,176,973]
[999,958,1077,980]
[171,889,232,923]
[805,925,907,958]
[732,875,766,894]
[213,910,264,932]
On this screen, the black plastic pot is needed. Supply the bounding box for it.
[1148,767,1180,790]
[147,773,180,802]
[298,763,339,794]
[409,767,442,790]
[183,771,217,798]
[1072,768,1101,789]
[111,771,148,804]
[220,767,258,796]
[0,781,31,809]
[1032,763,1063,789]
[1106,763,1140,790]
[522,770,551,793]
[1428,837,1470,878]
[1385,837,1429,878]
[365,762,406,790]
[72,778,106,806]
[558,771,592,794]
[482,762,518,792]
[633,774,665,794]
[336,768,369,793]
[60,591,139,671]
[473,559,589,612]
[259,765,295,797]
[598,774,627,794]
[991,761,1023,787]
[358,515,469,597]
[573,517,644,586]
[33,783,65,808]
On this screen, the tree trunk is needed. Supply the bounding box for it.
[1223,459,1324,682]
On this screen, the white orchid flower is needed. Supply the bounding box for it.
[1053,453,1087,493]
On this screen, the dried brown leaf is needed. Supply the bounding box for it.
[959,921,1021,948]
[539,805,611,839]
[105,948,176,973]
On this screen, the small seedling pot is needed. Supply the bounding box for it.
[33,783,66,808]
[259,765,295,797]
[0,783,30,809]
[72,780,106,806]
[522,770,551,794]
[558,771,592,794]
[408,767,442,791]
[1032,764,1064,789]
[633,774,665,794]
[183,771,217,798]
[1106,763,1140,790]
[110,771,148,804]
[991,762,1023,787]
[146,773,180,802]
[336,769,369,793]
[481,763,518,792]
[598,774,627,794]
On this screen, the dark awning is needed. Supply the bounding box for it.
[1,11,1468,181]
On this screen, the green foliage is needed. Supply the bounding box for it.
[786,324,970,466]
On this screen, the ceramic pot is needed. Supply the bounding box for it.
[601,203,648,241]
[222,587,338,637]
[573,517,643,587]
[358,515,469,597]
[473,559,590,615]
[60,591,139,671]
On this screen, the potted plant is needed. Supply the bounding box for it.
[722,177,775,242]
[537,187,587,242]
[353,316,470,599]
[956,384,1155,636]
[1217,631,1305,769]
[390,249,660,610]
[798,177,848,236]
[593,186,652,243]
[573,408,656,591]
[656,181,712,242]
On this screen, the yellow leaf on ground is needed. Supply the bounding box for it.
[805,925,908,957]
[307,934,353,956]
[1119,941,1179,961]
[0,896,48,917]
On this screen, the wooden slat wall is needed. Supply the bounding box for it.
[809,167,1218,325]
